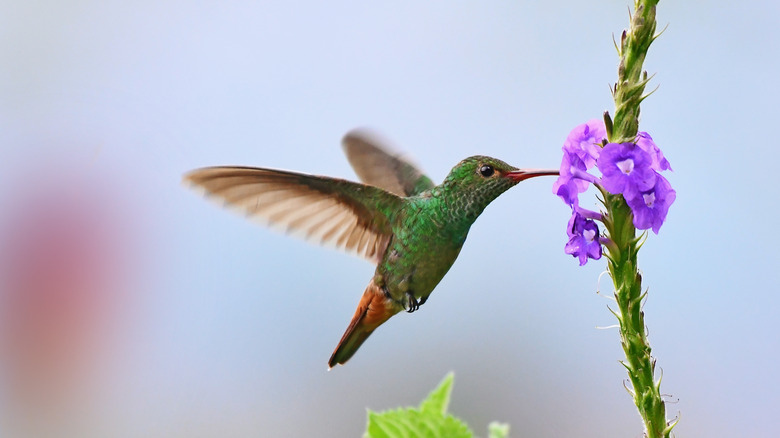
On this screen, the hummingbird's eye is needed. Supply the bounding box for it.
[479,164,495,178]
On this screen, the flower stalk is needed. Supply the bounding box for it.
[611,1,658,144]
[601,1,674,437]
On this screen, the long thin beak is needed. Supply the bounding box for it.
[505,168,559,182]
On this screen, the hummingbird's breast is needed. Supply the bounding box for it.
[376,194,470,304]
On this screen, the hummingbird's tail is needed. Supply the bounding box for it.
[329,282,398,368]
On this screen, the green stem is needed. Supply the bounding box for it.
[602,1,673,437]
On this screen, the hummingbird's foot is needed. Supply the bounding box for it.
[404,292,420,313]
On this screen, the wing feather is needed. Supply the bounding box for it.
[184,166,403,264]
[342,130,435,197]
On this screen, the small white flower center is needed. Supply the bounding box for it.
[616,158,634,175]
[643,192,656,208]
[583,229,596,243]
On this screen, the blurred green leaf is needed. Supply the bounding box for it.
[365,409,471,438]
[419,372,453,416]
[487,422,510,438]
[364,373,472,438]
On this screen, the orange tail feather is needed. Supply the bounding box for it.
[328,282,398,368]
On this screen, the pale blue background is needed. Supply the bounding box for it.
[1,1,778,437]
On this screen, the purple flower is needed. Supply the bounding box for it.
[596,142,656,200]
[636,132,672,172]
[626,172,676,234]
[553,120,605,206]
[552,176,581,206]
[552,152,598,206]
[565,210,602,266]
[555,121,677,266]
[563,119,607,170]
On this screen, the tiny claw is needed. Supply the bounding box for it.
[404,292,420,313]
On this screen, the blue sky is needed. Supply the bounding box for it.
[1,1,778,436]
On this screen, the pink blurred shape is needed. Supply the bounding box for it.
[0,168,139,432]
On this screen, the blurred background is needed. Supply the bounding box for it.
[0,0,777,437]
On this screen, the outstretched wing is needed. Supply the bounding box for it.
[342,130,435,197]
[184,166,403,264]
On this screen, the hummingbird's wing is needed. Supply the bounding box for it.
[184,167,402,264]
[342,130,435,197]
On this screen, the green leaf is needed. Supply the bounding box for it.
[487,422,510,438]
[419,372,454,415]
[365,409,471,438]
[364,373,472,438]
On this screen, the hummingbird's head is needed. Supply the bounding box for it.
[442,156,558,218]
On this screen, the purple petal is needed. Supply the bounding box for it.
[564,235,587,266]
[625,165,657,200]
[586,239,602,260]
[636,132,672,172]
[553,177,578,206]
[626,173,676,234]
[553,150,596,206]
[597,142,656,199]
[563,119,607,170]
[563,210,603,265]
[566,208,584,238]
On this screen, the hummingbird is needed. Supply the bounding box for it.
[184,130,557,368]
